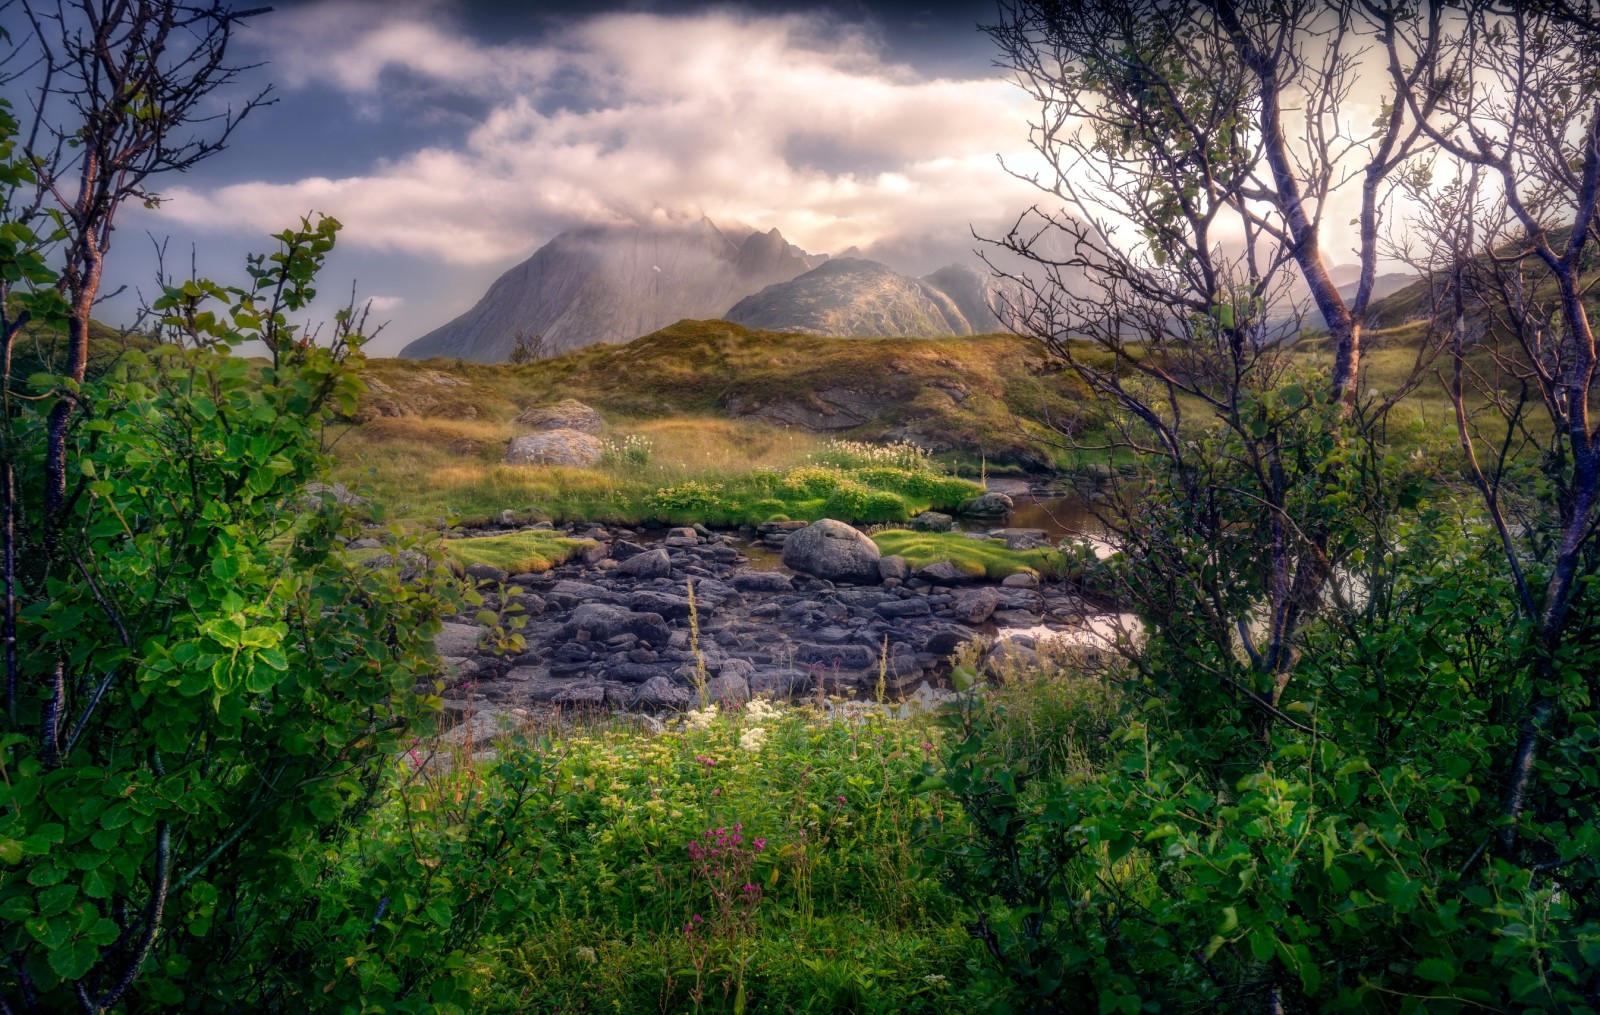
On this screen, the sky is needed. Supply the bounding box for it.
[81,0,1049,354]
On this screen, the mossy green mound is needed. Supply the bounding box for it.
[441,531,591,574]
[872,530,1063,579]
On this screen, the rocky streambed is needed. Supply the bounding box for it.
[404,513,1114,717]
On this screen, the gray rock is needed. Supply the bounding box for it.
[347,537,381,550]
[909,511,954,532]
[749,667,809,697]
[506,593,546,617]
[565,603,671,646]
[609,539,649,561]
[877,554,911,581]
[730,570,793,593]
[513,398,603,434]
[781,519,882,584]
[959,492,1014,518]
[876,597,932,619]
[605,661,677,683]
[949,587,1001,624]
[546,580,613,606]
[916,560,977,586]
[553,683,607,706]
[922,626,978,656]
[504,429,603,467]
[579,542,610,565]
[302,481,368,508]
[465,562,509,584]
[1002,572,1041,589]
[989,527,1051,550]
[617,548,672,578]
[630,590,697,621]
[433,622,485,657]
[634,674,691,709]
[705,671,751,705]
[499,509,518,526]
[794,642,878,670]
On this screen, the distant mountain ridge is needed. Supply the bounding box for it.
[401,218,825,362]
[724,258,1019,337]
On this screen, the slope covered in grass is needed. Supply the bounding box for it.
[361,319,1091,468]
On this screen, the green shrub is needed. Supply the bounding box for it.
[0,219,461,1009]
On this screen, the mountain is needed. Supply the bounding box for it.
[724,258,1019,338]
[401,218,824,362]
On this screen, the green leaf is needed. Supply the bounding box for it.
[48,937,98,981]
[1415,958,1456,984]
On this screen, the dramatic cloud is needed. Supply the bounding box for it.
[159,3,1043,265]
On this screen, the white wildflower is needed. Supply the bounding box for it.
[684,706,719,732]
[738,726,768,753]
[744,697,782,724]
[573,946,597,964]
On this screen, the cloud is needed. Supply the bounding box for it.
[159,3,1043,266]
[363,295,406,313]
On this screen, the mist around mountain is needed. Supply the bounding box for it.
[401,218,825,362]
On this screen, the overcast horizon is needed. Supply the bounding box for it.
[54,0,1054,354]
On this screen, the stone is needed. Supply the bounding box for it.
[916,560,977,586]
[780,519,881,584]
[302,481,368,507]
[513,398,603,434]
[629,590,697,621]
[877,555,910,582]
[1002,572,1041,589]
[464,562,508,585]
[546,579,613,606]
[794,642,877,670]
[604,661,676,683]
[949,587,1001,625]
[634,674,691,709]
[506,593,546,617]
[749,667,809,698]
[565,603,671,647]
[553,683,607,707]
[499,509,518,526]
[609,539,649,561]
[959,492,1014,518]
[922,626,977,656]
[705,671,751,705]
[876,597,932,619]
[616,548,672,579]
[989,527,1051,550]
[433,622,485,657]
[579,542,609,565]
[504,429,603,467]
[347,537,381,550]
[730,570,794,593]
[909,511,954,532]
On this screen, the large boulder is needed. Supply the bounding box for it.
[513,398,603,434]
[505,429,603,467]
[780,519,882,584]
[564,603,671,646]
[959,492,1014,518]
[616,547,672,579]
[909,511,954,532]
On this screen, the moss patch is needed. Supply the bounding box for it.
[872,530,1063,579]
[441,531,591,574]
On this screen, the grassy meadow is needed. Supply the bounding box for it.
[327,652,1113,1014]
